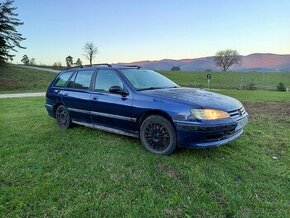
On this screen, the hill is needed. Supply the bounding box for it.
[119,53,290,72]
[0,65,56,93]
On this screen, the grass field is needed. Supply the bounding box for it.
[0,90,289,217]
[0,65,56,93]
[160,71,290,90]
[1,65,290,94]
[215,89,290,102]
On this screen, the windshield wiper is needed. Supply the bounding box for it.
[137,87,164,91]
[137,86,180,91]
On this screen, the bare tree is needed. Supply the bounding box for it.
[83,42,98,66]
[53,61,62,67]
[214,49,242,71]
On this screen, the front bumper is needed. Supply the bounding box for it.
[175,115,248,148]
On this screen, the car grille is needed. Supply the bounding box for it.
[228,107,246,118]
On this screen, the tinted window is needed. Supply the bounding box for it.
[66,73,76,88]
[73,70,94,90]
[54,71,74,87]
[95,70,123,91]
[120,69,177,90]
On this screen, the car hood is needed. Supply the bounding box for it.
[142,87,242,111]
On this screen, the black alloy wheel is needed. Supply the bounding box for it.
[55,105,71,129]
[140,115,177,155]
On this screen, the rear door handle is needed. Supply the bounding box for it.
[91,96,99,101]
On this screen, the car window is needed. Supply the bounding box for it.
[66,72,76,88]
[120,69,177,90]
[54,71,74,87]
[73,70,94,90]
[94,70,123,92]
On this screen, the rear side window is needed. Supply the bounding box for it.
[73,70,95,90]
[54,71,74,87]
[94,70,123,92]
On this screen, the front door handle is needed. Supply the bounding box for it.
[63,93,69,97]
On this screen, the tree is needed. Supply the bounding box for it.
[170,66,181,71]
[75,58,82,67]
[52,61,62,68]
[21,54,29,65]
[246,79,256,90]
[214,49,242,71]
[65,55,73,67]
[83,42,98,66]
[29,57,35,65]
[277,82,286,91]
[0,0,25,63]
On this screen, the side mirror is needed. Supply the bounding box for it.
[109,86,128,97]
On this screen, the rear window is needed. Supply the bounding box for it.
[54,71,74,87]
[73,70,95,90]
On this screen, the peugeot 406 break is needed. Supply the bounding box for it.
[45,64,248,155]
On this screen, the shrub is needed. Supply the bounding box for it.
[170,66,181,71]
[276,82,286,91]
[246,80,256,90]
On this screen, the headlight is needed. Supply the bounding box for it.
[191,109,230,120]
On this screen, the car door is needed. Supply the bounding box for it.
[90,69,134,132]
[48,70,75,108]
[61,69,95,123]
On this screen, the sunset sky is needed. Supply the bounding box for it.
[13,0,290,65]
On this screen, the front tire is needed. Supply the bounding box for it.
[140,115,177,155]
[55,105,71,129]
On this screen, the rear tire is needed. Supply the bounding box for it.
[140,115,177,155]
[55,105,71,129]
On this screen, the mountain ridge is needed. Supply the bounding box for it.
[117,53,290,72]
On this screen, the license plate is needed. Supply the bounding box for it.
[235,117,248,131]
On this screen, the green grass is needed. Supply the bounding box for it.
[0,65,56,93]
[0,92,289,217]
[214,89,290,102]
[1,65,290,94]
[160,71,290,90]
[0,66,290,93]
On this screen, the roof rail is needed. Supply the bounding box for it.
[125,65,141,69]
[91,63,112,67]
[66,63,112,70]
[66,65,83,70]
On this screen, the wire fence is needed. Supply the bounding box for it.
[163,71,290,91]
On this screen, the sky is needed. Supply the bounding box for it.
[11,0,290,65]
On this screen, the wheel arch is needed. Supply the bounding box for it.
[138,110,176,131]
[53,102,64,117]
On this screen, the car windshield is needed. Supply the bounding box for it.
[120,69,178,90]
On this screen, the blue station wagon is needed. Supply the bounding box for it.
[45,64,248,155]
